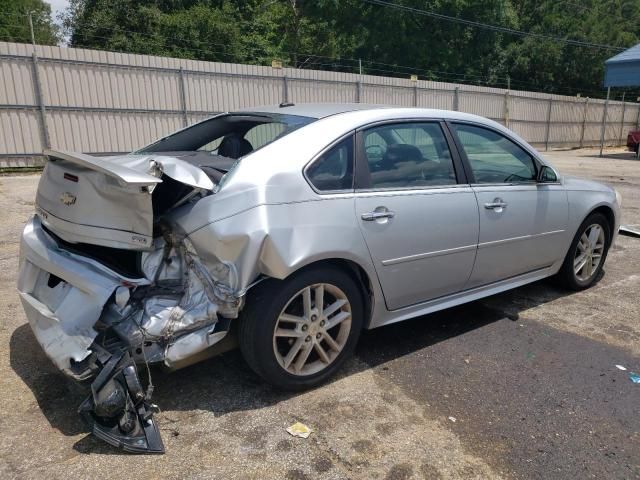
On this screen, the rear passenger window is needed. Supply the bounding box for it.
[306,136,354,191]
[360,122,456,189]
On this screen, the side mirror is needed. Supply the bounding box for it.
[537,165,557,183]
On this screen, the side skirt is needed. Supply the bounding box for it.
[369,265,556,329]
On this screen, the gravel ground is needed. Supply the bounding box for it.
[0,147,638,479]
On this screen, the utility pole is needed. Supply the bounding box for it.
[28,12,36,50]
[359,58,362,76]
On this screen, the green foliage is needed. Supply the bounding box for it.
[57,0,640,96]
[0,0,60,45]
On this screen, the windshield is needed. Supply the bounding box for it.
[138,112,315,158]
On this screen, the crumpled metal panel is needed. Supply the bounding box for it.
[35,150,213,250]
[16,217,145,371]
[183,199,378,295]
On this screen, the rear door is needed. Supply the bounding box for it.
[449,122,568,287]
[354,120,479,310]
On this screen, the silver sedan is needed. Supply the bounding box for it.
[17,104,621,452]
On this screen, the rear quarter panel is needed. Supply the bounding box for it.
[183,197,383,319]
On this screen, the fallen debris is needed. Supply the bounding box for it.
[286,422,313,438]
[619,225,640,238]
[448,416,457,423]
[615,365,627,371]
[629,372,640,384]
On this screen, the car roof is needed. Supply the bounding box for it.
[237,103,492,124]
[238,103,391,119]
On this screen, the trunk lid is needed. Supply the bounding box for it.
[36,150,213,250]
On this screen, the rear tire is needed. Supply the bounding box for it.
[238,265,364,390]
[556,212,610,290]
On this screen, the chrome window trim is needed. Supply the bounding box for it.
[353,183,471,194]
[470,181,563,188]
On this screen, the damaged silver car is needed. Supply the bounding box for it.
[17,104,621,453]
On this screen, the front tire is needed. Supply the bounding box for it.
[238,265,364,390]
[557,212,611,290]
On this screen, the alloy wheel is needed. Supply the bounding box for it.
[272,283,352,376]
[574,223,605,282]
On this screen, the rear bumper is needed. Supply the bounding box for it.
[17,215,147,375]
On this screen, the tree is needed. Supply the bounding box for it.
[60,0,640,97]
[0,0,60,45]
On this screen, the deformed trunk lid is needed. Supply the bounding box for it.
[36,150,213,251]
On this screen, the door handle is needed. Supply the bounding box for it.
[484,200,508,210]
[361,210,395,221]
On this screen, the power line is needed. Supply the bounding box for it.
[2,6,619,92]
[362,0,624,51]
[2,12,632,99]
[0,21,624,98]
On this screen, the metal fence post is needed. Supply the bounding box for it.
[503,90,510,128]
[544,97,553,151]
[579,97,589,149]
[413,84,418,107]
[282,76,289,104]
[355,81,361,103]
[599,87,611,157]
[30,52,50,150]
[619,92,626,145]
[453,87,459,111]
[178,67,188,127]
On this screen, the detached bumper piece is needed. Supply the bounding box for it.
[78,350,165,454]
[619,225,640,238]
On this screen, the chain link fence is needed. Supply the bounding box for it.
[1,41,638,168]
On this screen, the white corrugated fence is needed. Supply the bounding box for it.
[1,41,638,168]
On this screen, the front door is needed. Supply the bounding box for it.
[354,121,479,310]
[449,122,568,287]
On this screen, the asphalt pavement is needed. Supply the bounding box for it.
[0,147,638,479]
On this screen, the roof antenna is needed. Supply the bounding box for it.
[279,102,295,108]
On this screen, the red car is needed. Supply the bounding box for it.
[628,130,640,153]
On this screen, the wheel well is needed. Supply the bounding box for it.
[295,258,375,329]
[589,206,615,241]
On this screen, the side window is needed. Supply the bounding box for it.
[361,122,456,189]
[306,136,354,191]
[452,124,537,184]
[244,122,286,149]
[198,137,223,153]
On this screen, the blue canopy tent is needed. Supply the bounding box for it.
[601,43,640,156]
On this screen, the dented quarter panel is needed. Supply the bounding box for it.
[184,197,379,288]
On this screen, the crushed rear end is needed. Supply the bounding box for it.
[17,150,241,453]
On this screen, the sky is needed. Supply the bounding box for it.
[46,0,70,25]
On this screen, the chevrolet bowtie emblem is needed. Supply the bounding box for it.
[60,192,76,205]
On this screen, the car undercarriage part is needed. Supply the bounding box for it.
[78,347,164,454]
[72,222,246,453]
[43,220,245,453]
[98,221,241,367]
[619,225,640,238]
